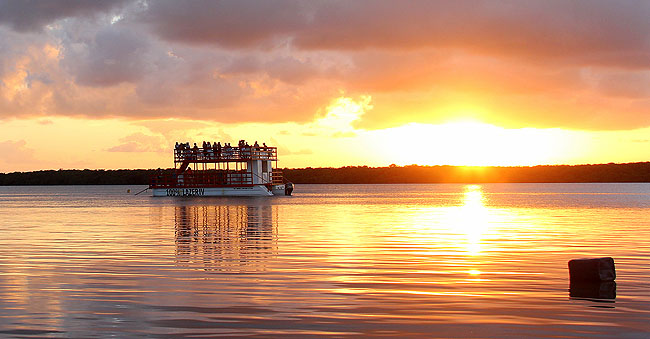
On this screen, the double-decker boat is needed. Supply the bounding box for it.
[149,141,293,197]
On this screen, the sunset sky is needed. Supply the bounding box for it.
[1,0,649,172]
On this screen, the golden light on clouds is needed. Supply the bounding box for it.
[316,95,372,131]
[0,1,648,171]
[3,57,30,101]
[0,95,648,172]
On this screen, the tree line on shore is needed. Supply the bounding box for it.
[282,162,650,183]
[0,162,648,185]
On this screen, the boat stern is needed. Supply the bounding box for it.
[271,182,294,196]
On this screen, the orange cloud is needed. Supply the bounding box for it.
[0,0,648,133]
[106,132,166,153]
[0,140,37,168]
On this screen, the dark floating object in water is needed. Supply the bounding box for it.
[568,257,616,301]
[570,281,616,300]
[568,257,616,282]
[284,182,294,196]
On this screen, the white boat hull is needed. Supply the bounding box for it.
[152,185,274,197]
[271,184,287,195]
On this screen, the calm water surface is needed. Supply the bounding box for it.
[0,184,648,337]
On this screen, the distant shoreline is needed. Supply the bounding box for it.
[283,162,650,184]
[1,162,649,185]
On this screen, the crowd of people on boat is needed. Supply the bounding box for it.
[174,140,273,161]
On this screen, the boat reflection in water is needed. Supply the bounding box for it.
[174,204,277,272]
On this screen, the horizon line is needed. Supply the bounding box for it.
[2,161,649,174]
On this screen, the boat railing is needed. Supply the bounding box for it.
[271,170,285,184]
[174,146,277,163]
[150,170,254,188]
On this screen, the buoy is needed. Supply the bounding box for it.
[568,257,616,282]
[127,189,131,193]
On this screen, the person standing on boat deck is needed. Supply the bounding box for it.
[260,142,267,159]
[206,142,213,159]
[182,142,190,159]
[192,143,199,160]
[253,141,259,158]
[244,141,251,159]
[215,142,221,159]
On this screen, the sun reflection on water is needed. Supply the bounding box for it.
[445,184,492,257]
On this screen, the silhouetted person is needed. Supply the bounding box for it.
[224,143,231,158]
[182,142,190,159]
[206,142,213,159]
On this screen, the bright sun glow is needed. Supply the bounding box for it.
[368,120,581,166]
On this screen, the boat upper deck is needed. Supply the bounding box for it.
[175,145,277,163]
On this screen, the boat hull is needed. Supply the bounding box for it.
[152,185,274,197]
[271,184,287,196]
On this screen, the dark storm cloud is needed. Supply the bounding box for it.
[64,26,150,86]
[0,0,128,32]
[140,0,650,67]
[298,1,650,55]
[140,0,309,48]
